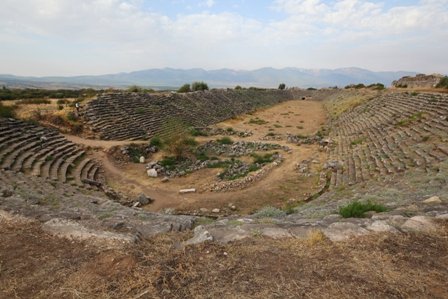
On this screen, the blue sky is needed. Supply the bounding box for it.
[1,0,446,76]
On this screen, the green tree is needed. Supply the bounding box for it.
[278,83,286,90]
[191,81,209,91]
[178,83,191,93]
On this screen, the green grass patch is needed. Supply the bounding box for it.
[251,152,275,164]
[351,137,365,146]
[339,201,387,218]
[248,117,268,125]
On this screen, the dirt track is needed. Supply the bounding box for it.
[66,99,327,213]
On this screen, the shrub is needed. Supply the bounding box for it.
[217,137,233,145]
[339,201,387,218]
[191,81,209,91]
[165,134,198,159]
[189,128,208,136]
[57,105,64,110]
[178,84,191,93]
[0,103,16,118]
[235,85,242,90]
[251,153,274,164]
[278,83,286,90]
[436,76,448,89]
[71,124,83,134]
[149,136,163,148]
[128,85,143,93]
[66,111,77,121]
[159,156,177,169]
[47,114,66,126]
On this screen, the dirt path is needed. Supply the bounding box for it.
[85,99,327,214]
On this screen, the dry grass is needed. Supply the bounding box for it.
[1,219,448,298]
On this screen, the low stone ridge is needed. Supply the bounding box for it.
[392,74,444,89]
[326,92,448,189]
[83,88,330,141]
[0,117,104,186]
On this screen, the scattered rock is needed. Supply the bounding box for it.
[136,193,153,206]
[139,156,145,163]
[422,196,442,204]
[200,208,209,213]
[401,216,438,233]
[179,188,196,194]
[212,208,220,213]
[161,177,169,183]
[147,169,158,178]
[367,220,399,233]
[323,222,369,241]
[184,225,213,245]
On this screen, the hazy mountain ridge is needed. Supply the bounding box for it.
[0,67,417,89]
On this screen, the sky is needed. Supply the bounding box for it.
[1,0,447,76]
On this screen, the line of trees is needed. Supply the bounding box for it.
[0,86,99,101]
[177,81,209,93]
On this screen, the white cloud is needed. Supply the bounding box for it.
[0,0,447,75]
[201,0,216,8]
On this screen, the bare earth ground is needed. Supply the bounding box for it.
[67,100,327,214]
[1,216,447,298]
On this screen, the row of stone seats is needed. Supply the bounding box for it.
[328,92,448,189]
[0,117,104,186]
[83,89,315,140]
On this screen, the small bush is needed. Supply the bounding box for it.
[71,124,83,134]
[339,201,387,218]
[278,83,286,90]
[159,156,177,169]
[189,128,208,136]
[436,76,448,89]
[251,153,274,164]
[57,105,64,110]
[128,85,143,92]
[191,81,209,91]
[47,114,66,126]
[235,85,242,90]
[66,111,77,121]
[178,84,191,93]
[0,103,16,118]
[149,136,163,148]
[217,137,233,145]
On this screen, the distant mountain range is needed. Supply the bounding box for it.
[0,67,417,90]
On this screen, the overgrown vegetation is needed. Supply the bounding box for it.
[436,76,448,89]
[0,87,98,101]
[397,112,424,126]
[178,82,209,93]
[0,102,16,118]
[339,201,387,218]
